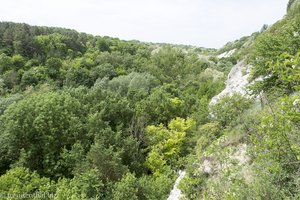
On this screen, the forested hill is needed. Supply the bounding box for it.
[0,1,299,199]
[179,2,300,199]
[0,21,229,199]
[0,21,215,59]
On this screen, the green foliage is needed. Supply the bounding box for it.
[137,84,185,124]
[210,94,253,127]
[110,172,174,200]
[199,163,290,200]
[0,167,53,199]
[45,57,62,79]
[250,96,300,195]
[106,72,158,98]
[288,0,296,11]
[97,94,133,130]
[0,94,23,115]
[217,36,250,55]
[64,65,93,87]
[251,52,300,94]
[138,173,174,200]
[112,173,139,200]
[4,20,296,200]
[178,172,207,199]
[177,4,300,199]
[250,12,300,94]
[0,53,13,74]
[145,118,194,175]
[0,91,88,178]
[287,0,300,12]
[21,66,48,88]
[186,95,300,199]
[150,46,185,81]
[0,78,4,95]
[196,122,221,156]
[54,169,103,200]
[36,33,69,59]
[190,96,210,125]
[11,54,26,69]
[0,21,228,200]
[87,141,128,182]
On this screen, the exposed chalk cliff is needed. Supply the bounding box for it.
[168,57,254,200]
[167,171,186,200]
[210,60,252,105]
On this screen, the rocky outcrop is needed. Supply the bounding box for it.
[217,49,236,59]
[199,143,250,176]
[210,60,252,104]
[167,170,186,200]
[168,60,253,200]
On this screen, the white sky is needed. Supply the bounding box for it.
[0,0,288,48]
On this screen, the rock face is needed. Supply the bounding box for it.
[217,49,236,59]
[167,170,186,200]
[199,143,250,175]
[210,61,252,104]
[167,60,253,200]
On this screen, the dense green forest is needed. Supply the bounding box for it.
[0,20,227,200]
[0,1,299,200]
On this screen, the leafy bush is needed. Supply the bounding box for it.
[210,94,253,127]
[0,167,53,198]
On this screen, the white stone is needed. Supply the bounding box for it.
[217,49,236,59]
[167,170,186,200]
[210,61,252,105]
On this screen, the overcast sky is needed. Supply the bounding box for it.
[0,0,288,48]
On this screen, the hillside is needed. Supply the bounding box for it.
[0,21,229,199]
[176,2,300,199]
[0,1,299,200]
